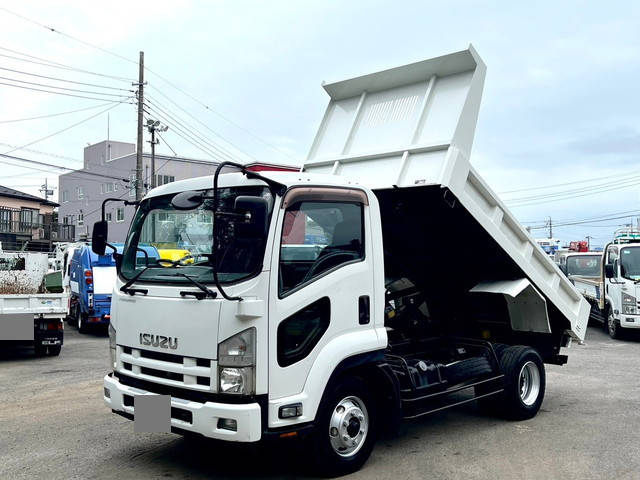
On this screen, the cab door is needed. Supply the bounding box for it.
[268,187,376,403]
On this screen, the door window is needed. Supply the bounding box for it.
[279,201,364,295]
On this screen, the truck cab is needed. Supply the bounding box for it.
[602,233,640,338]
[99,47,588,476]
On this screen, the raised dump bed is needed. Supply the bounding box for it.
[304,45,589,343]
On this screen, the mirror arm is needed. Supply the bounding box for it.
[101,198,139,221]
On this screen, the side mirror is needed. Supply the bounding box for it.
[92,221,108,255]
[171,190,204,210]
[235,196,269,237]
[605,263,615,278]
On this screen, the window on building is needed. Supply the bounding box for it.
[105,212,112,222]
[100,184,105,194]
[77,211,84,226]
[19,209,34,229]
[62,191,69,203]
[116,207,125,222]
[107,183,113,193]
[77,186,84,199]
[113,183,118,191]
[62,216,69,225]
[157,175,175,186]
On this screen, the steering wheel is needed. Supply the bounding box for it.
[157,254,195,267]
[302,251,359,283]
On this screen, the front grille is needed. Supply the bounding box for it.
[171,407,192,424]
[141,366,183,382]
[117,345,215,392]
[140,349,183,364]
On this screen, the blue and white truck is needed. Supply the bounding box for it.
[69,244,159,333]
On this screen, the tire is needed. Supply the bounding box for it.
[446,356,493,385]
[34,343,47,357]
[78,312,88,334]
[497,346,545,420]
[475,343,509,412]
[607,311,622,340]
[309,376,377,477]
[47,345,62,356]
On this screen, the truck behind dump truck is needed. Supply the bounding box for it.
[0,251,66,356]
[96,46,589,476]
[573,228,640,339]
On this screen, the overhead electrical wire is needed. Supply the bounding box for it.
[0,7,295,161]
[0,51,133,83]
[0,80,135,102]
[0,152,130,182]
[3,101,125,155]
[0,100,124,124]
[145,97,238,162]
[0,65,132,91]
[0,74,133,97]
[499,169,640,195]
[148,86,256,161]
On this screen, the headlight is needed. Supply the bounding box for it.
[623,304,637,315]
[108,323,116,370]
[218,328,255,395]
[622,293,636,305]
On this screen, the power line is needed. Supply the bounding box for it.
[0,142,81,162]
[145,98,237,161]
[507,179,640,207]
[0,65,132,91]
[148,86,256,161]
[0,80,135,102]
[0,7,294,161]
[0,51,133,83]
[0,152,130,182]
[505,174,640,204]
[499,169,640,195]
[0,74,133,98]
[0,100,123,124]
[143,107,227,162]
[3,102,124,155]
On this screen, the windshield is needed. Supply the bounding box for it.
[121,186,273,285]
[620,248,640,281]
[566,255,600,277]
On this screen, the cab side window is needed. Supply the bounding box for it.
[279,201,364,295]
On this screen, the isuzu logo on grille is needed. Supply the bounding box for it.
[139,333,178,349]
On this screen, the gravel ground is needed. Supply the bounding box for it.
[1,325,639,479]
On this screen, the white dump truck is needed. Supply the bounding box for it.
[95,46,588,476]
[0,251,66,356]
[573,228,640,339]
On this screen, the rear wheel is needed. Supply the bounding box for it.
[498,346,545,420]
[310,377,377,477]
[78,312,88,334]
[34,343,47,356]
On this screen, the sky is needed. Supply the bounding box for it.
[0,0,639,247]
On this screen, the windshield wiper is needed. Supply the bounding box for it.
[120,265,164,294]
[158,272,217,299]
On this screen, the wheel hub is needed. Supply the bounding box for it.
[518,361,541,406]
[328,396,368,457]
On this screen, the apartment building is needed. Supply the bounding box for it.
[58,140,218,242]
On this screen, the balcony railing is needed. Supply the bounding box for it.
[0,220,75,242]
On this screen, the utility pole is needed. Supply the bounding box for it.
[146,119,168,189]
[585,235,593,250]
[39,178,54,201]
[547,216,553,239]
[134,51,145,201]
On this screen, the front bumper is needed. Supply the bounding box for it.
[619,315,640,329]
[103,374,262,442]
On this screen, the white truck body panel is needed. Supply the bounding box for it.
[0,294,68,315]
[0,252,49,292]
[93,266,117,295]
[303,46,589,341]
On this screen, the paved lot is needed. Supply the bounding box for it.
[1,325,640,480]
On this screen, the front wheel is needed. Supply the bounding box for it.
[498,346,545,420]
[608,311,622,339]
[310,377,377,477]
